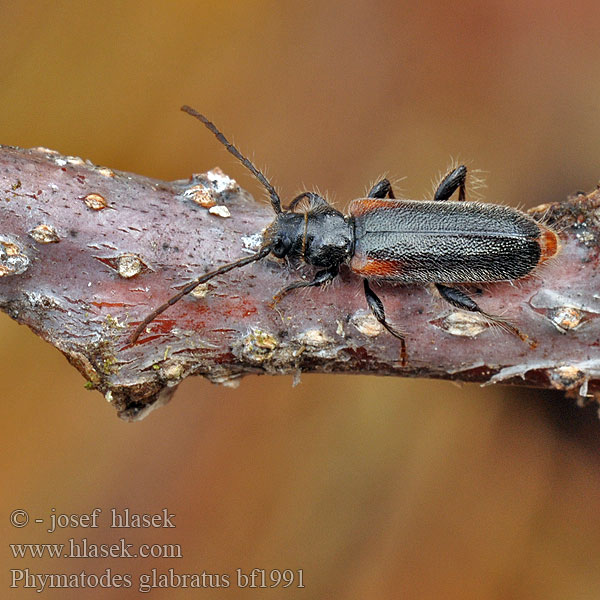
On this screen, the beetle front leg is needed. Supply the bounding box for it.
[435,283,536,347]
[367,178,396,199]
[363,280,407,365]
[271,267,338,306]
[434,165,467,201]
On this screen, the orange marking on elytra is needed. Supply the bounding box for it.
[349,198,401,217]
[538,227,560,262]
[350,256,401,277]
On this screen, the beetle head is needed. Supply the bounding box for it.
[264,212,305,258]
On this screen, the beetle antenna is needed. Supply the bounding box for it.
[130,246,271,343]
[181,105,282,214]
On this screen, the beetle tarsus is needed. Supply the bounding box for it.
[271,267,338,307]
[363,279,407,366]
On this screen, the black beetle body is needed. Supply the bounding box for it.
[131,107,560,364]
[349,199,553,283]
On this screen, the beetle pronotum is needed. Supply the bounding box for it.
[131,105,560,364]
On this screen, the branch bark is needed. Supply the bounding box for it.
[0,145,598,419]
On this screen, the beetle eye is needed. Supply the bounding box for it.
[272,238,288,258]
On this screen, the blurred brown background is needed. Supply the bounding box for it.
[2,1,600,598]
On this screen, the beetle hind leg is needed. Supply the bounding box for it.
[434,165,467,201]
[363,280,407,365]
[435,284,536,348]
[368,178,396,199]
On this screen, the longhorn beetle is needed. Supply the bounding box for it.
[131,105,560,364]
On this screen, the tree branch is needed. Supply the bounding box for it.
[1,145,598,419]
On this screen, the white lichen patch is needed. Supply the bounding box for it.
[163,362,185,381]
[181,168,239,217]
[351,311,383,337]
[296,329,333,347]
[0,237,29,277]
[530,289,598,332]
[105,314,127,329]
[575,226,595,246]
[208,205,231,218]
[24,291,60,310]
[83,193,108,210]
[548,306,583,332]
[441,311,487,337]
[190,283,209,298]
[183,184,217,208]
[55,155,85,167]
[530,288,600,314]
[29,224,60,244]
[210,373,242,388]
[96,166,115,178]
[242,232,263,253]
[206,168,239,194]
[487,359,600,401]
[32,146,60,155]
[117,254,143,278]
[549,365,585,390]
[239,329,278,364]
[252,330,278,351]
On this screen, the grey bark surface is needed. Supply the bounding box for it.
[0,145,598,419]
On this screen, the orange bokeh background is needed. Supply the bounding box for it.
[2,2,600,598]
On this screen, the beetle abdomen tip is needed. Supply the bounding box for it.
[539,227,560,262]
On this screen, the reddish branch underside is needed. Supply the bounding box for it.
[0,145,598,420]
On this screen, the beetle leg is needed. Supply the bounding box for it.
[367,178,396,199]
[287,191,331,213]
[434,165,467,201]
[271,267,338,306]
[363,280,407,365]
[435,283,536,347]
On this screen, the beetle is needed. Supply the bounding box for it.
[130,105,560,364]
